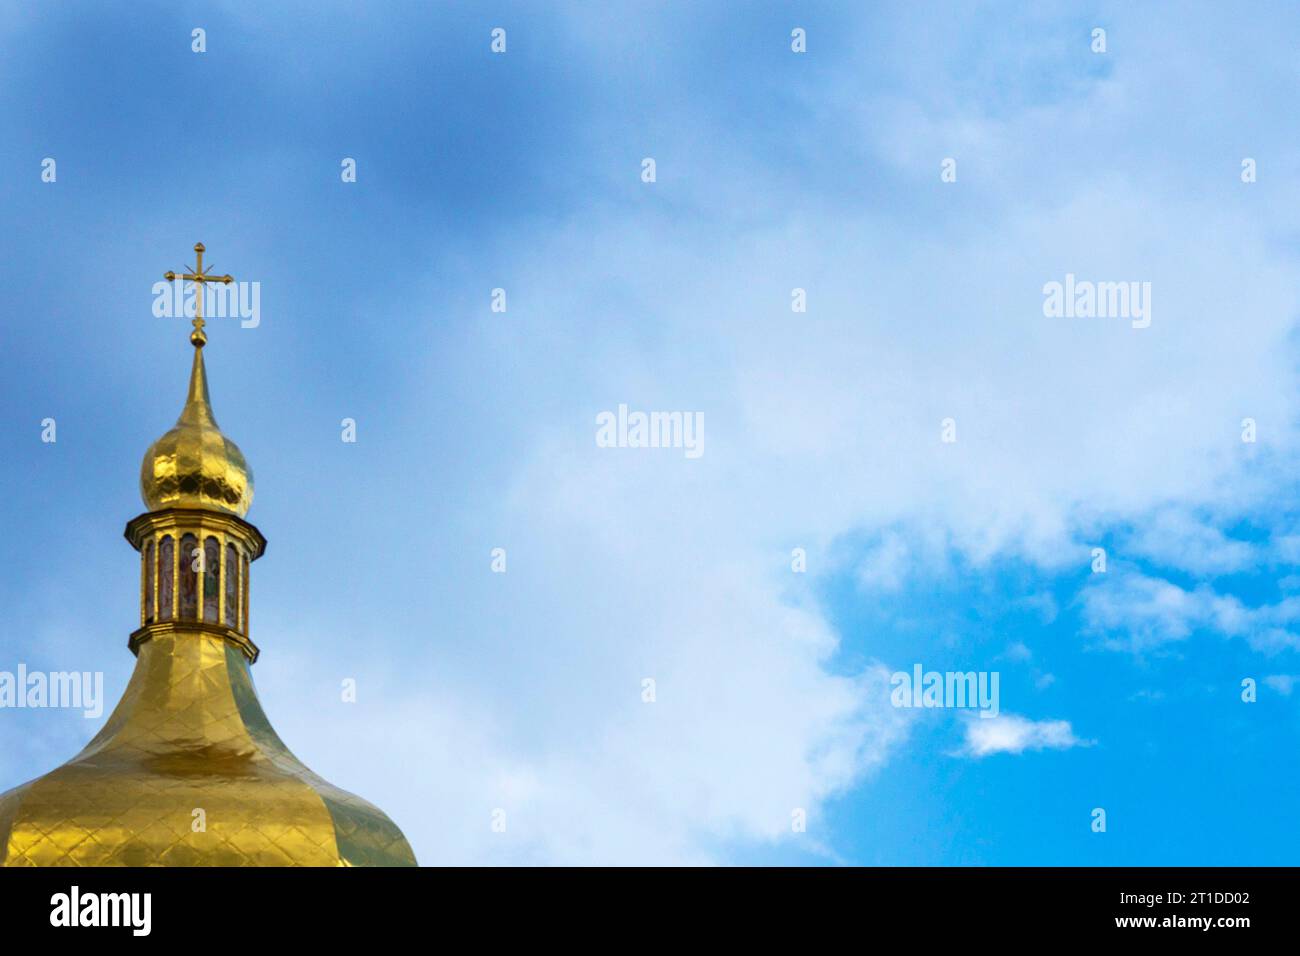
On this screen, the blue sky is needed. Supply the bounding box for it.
[3,1,1300,864]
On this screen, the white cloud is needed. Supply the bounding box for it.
[857,531,913,593]
[1271,535,1300,566]
[360,20,1300,857]
[261,590,913,865]
[958,714,1092,758]
[1124,509,1258,576]
[1082,573,1300,655]
[1264,675,1299,696]
[1004,641,1033,662]
[1081,574,1215,651]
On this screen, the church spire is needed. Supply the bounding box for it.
[0,243,416,865]
[129,244,264,659]
[140,248,253,518]
[178,344,218,427]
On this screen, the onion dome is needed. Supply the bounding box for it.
[140,343,254,517]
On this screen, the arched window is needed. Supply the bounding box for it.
[179,533,199,620]
[225,543,239,629]
[203,536,221,623]
[158,536,174,620]
[242,553,250,635]
[144,541,155,624]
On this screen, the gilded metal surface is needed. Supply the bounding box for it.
[128,620,260,667]
[1,260,417,865]
[163,241,233,349]
[140,346,254,517]
[123,508,267,660]
[0,635,415,866]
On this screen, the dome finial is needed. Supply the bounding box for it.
[162,241,233,350]
[144,243,253,517]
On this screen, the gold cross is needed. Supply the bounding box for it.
[164,242,234,347]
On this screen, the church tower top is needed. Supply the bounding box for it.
[0,243,417,866]
[140,243,253,517]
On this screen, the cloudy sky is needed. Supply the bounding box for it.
[2,1,1299,864]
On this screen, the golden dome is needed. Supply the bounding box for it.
[0,244,416,867]
[141,345,254,517]
[0,634,417,866]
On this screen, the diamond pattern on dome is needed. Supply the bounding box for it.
[0,635,416,867]
[139,346,254,517]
